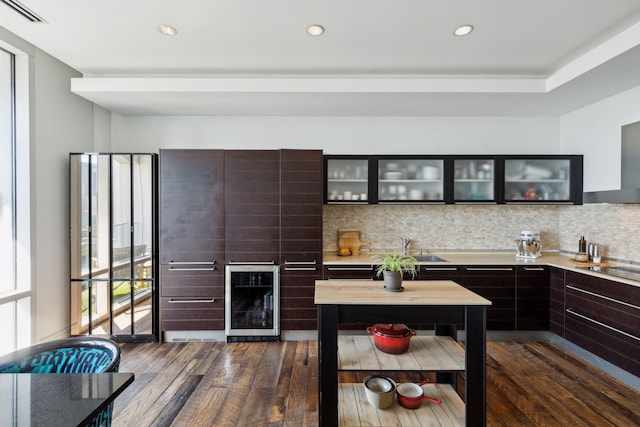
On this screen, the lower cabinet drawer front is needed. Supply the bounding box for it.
[160,296,223,331]
[161,267,224,297]
[323,266,373,280]
[566,286,640,339]
[565,310,640,377]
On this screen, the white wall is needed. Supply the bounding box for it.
[110,115,559,154]
[31,48,94,342]
[560,85,640,191]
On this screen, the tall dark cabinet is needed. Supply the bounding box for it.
[159,149,323,338]
[280,149,323,330]
[159,150,225,332]
[224,150,280,263]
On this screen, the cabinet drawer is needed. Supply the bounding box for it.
[565,284,640,339]
[419,265,460,280]
[323,265,374,280]
[160,265,224,297]
[160,296,224,331]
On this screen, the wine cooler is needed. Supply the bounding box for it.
[225,264,280,342]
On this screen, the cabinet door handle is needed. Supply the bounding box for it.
[566,285,640,311]
[326,267,372,271]
[169,266,216,271]
[284,267,318,271]
[228,261,276,265]
[168,298,216,304]
[284,261,317,265]
[327,278,373,281]
[566,308,640,342]
[169,260,216,265]
[523,267,545,271]
[422,267,458,271]
[465,267,514,271]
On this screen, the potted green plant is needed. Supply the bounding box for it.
[372,249,418,292]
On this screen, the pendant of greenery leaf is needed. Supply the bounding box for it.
[372,248,418,278]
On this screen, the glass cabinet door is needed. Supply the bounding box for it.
[504,157,572,202]
[454,158,495,202]
[70,153,157,341]
[377,158,444,202]
[325,157,369,202]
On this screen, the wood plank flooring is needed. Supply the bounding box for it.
[112,340,640,427]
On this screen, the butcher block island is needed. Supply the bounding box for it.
[315,280,492,427]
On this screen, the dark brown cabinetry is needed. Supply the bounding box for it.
[515,265,549,330]
[160,149,323,334]
[224,150,280,263]
[279,150,323,330]
[322,265,374,280]
[549,267,565,337]
[564,271,640,377]
[458,266,516,330]
[419,265,461,280]
[159,149,225,331]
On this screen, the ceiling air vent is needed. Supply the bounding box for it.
[1,0,45,22]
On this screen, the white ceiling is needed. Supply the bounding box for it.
[2,0,640,116]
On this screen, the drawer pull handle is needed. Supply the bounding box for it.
[327,278,373,281]
[327,267,372,271]
[523,267,545,271]
[285,267,318,271]
[466,267,513,271]
[228,261,276,265]
[566,308,640,342]
[422,267,458,271]
[566,285,640,311]
[284,260,317,265]
[169,261,215,265]
[169,266,216,271]
[168,298,215,304]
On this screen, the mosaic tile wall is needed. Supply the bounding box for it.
[323,204,640,263]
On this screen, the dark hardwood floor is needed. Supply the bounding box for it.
[112,340,640,426]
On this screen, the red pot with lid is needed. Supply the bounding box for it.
[366,323,416,354]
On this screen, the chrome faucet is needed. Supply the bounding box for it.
[400,237,412,255]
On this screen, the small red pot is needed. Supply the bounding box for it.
[396,380,442,409]
[366,323,416,354]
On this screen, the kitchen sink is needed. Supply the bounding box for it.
[413,255,448,262]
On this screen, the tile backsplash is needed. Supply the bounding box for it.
[323,203,640,263]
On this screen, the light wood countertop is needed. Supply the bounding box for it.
[323,251,640,288]
[314,279,492,306]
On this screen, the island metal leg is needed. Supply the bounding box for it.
[465,306,487,427]
[318,304,338,427]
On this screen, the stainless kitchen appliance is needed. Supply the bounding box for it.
[514,230,542,259]
[225,264,280,342]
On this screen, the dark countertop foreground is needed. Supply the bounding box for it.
[323,251,640,288]
[0,373,134,427]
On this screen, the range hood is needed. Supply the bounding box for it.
[584,120,640,203]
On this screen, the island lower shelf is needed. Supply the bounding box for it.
[338,335,465,371]
[339,383,464,426]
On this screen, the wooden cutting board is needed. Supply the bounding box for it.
[337,228,369,255]
[569,259,615,267]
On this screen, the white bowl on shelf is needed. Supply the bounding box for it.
[383,171,405,180]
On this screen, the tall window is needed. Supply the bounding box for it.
[0,47,30,356]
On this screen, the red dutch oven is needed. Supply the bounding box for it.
[366,323,416,354]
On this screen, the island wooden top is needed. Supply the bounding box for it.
[314,279,492,306]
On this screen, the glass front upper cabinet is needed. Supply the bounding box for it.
[377,157,445,202]
[325,157,369,203]
[453,158,496,202]
[503,156,580,203]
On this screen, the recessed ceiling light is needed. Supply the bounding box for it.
[454,25,474,36]
[307,24,325,36]
[158,24,177,36]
